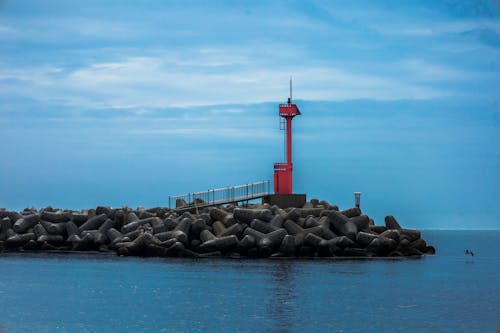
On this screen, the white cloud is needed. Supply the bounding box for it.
[372,19,500,37]
[0,43,482,113]
[399,60,472,81]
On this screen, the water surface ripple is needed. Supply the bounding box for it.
[0,230,498,332]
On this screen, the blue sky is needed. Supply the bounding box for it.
[0,0,499,229]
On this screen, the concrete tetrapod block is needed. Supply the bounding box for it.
[258,229,287,253]
[66,221,79,239]
[6,233,36,247]
[318,215,330,227]
[367,237,397,256]
[98,219,116,234]
[329,236,356,249]
[250,219,278,234]
[199,235,239,253]
[304,216,320,228]
[157,238,177,249]
[0,217,13,241]
[126,212,140,224]
[425,246,436,254]
[350,215,370,232]
[284,208,300,222]
[317,200,330,209]
[33,224,63,244]
[340,207,361,218]
[152,222,167,235]
[356,231,378,247]
[163,217,178,231]
[197,213,212,226]
[397,239,412,256]
[80,230,103,244]
[113,209,126,228]
[212,221,226,236]
[272,206,287,218]
[6,211,23,223]
[209,207,235,227]
[328,211,358,241]
[121,217,162,234]
[243,227,265,242]
[233,208,273,224]
[295,208,324,218]
[303,225,336,240]
[37,234,65,245]
[40,211,70,223]
[163,241,186,257]
[40,220,66,235]
[237,235,256,253]
[218,223,244,238]
[33,224,48,239]
[115,232,148,256]
[174,217,192,236]
[279,235,296,257]
[379,229,400,243]
[116,232,162,256]
[96,206,115,219]
[190,218,206,238]
[106,228,125,247]
[283,219,304,235]
[369,226,387,234]
[138,211,155,220]
[70,213,88,226]
[199,229,216,243]
[13,214,40,233]
[71,232,96,251]
[269,215,284,229]
[155,230,188,245]
[304,233,324,249]
[399,229,421,242]
[78,214,107,232]
[410,239,427,253]
[123,229,142,241]
[316,239,339,257]
[385,215,402,229]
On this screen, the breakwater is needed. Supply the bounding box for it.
[0,200,435,258]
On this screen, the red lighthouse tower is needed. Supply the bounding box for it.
[274,80,301,194]
[263,80,306,208]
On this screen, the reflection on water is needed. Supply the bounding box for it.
[267,261,295,333]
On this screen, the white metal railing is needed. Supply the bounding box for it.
[168,180,271,209]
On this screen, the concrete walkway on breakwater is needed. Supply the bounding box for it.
[0,199,435,259]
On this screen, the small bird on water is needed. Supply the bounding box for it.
[465,249,474,256]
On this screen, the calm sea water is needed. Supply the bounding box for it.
[0,230,498,333]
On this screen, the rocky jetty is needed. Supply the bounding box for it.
[0,200,435,259]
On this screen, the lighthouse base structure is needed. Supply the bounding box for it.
[273,162,293,194]
[262,194,306,209]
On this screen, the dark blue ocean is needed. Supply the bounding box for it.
[0,230,498,333]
